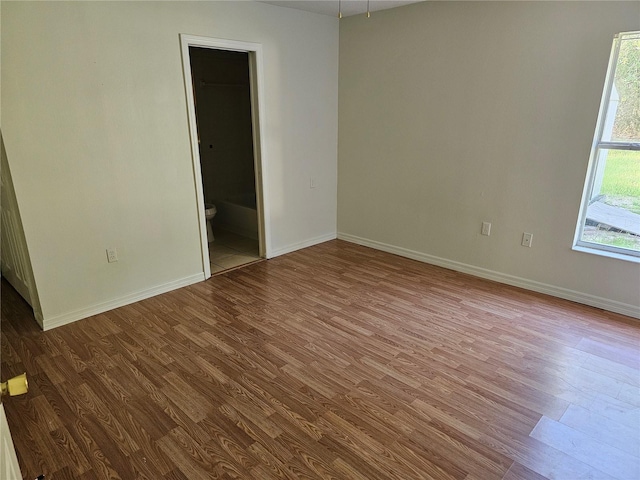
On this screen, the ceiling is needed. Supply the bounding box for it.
[259,0,425,18]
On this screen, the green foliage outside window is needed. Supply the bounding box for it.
[612,35,640,142]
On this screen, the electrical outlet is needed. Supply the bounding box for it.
[521,232,533,248]
[481,222,491,236]
[106,248,118,263]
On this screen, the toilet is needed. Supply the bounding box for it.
[204,203,217,242]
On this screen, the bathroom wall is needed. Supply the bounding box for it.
[2,1,339,328]
[190,48,257,208]
[338,1,640,317]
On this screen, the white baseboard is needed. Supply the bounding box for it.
[338,232,640,320]
[269,232,337,258]
[42,273,205,331]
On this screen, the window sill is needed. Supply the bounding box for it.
[572,244,640,264]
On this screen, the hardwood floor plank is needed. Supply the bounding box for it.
[66,416,126,480]
[67,383,140,456]
[618,382,640,407]
[198,415,258,471]
[501,461,549,480]
[559,403,640,457]
[157,428,214,479]
[49,426,93,476]
[317,411,437,480]
[161,371,211,423]
[2,240,638,479]
[530,416,640,479]
[576,337,640,369]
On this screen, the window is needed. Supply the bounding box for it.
[575,31,640,260]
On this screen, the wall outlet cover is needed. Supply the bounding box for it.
[106,248,118,263]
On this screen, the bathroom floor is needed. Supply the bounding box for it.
[208,229,261,275]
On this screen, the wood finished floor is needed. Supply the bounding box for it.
[2,240,639,480]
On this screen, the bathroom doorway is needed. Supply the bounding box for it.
[180,36,268,278]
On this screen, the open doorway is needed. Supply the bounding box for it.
[190,47,261,274]
[180,35,268,278]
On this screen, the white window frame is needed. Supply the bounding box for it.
[573,31,640,262]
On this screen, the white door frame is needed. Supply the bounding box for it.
[0,405,21,480]
[179,34,271,279]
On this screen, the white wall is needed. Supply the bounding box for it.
[338,1,640,317]
[1,1,338,328]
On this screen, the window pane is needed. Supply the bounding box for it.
[581,149,640,253]
[603,33,640,143]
